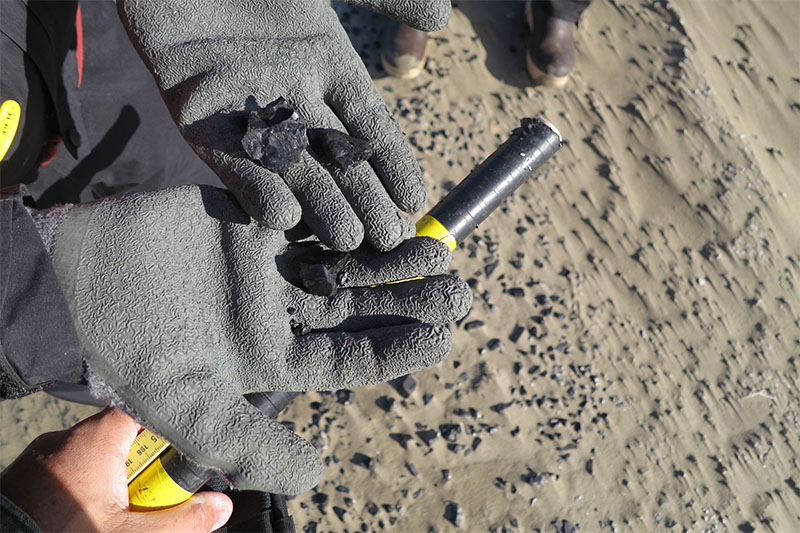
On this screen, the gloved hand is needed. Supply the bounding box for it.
[117,0,451,252]
[31,185,471,495]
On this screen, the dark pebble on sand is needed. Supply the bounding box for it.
[376,395,396,412]
[464,320,485,331]
[397,374,417,397]
[444,501,463,527]
[417,429,439,446]
[553,519,577,533]
[311,492,329,508]
[490,401,513,413]
[439,424,462,441]
[333,506,350,521]
[336,389,355,405]
[350,453,374,470]
[390,433,413,449]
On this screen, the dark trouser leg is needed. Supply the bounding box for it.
[548,0,592,24]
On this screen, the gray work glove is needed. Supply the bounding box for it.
[31,185,471,494]
[117,0,451,252]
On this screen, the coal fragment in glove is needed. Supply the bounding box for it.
[297,248,351,296]
[308,128,373,171]
[241,97,307,173]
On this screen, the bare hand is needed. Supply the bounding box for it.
[0,408,232,532]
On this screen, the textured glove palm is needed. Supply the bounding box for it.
[117,0,451,252]
[32,185,470,494]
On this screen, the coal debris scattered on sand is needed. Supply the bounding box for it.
[297,248,351,297]
[308,128,373,171]
[241,97,307,173]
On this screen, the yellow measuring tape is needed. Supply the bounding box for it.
[126,428,171,484]
[0,100,21,160]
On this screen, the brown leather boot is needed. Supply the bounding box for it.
[525,1,576,88]
[381,21,429,79]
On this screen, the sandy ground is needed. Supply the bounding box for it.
[2,1,798,531]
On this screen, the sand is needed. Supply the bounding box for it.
[2,1,798,531]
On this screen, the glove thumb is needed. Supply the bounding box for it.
[344,0,451,32]
[124,493,233,533]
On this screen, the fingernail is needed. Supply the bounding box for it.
[210,495,233,531]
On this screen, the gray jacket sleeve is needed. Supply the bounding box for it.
[0,195,83,400]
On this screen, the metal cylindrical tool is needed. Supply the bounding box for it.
[416,117,561,248]
[126,117,562,510]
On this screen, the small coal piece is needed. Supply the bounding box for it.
[375,395,396,412]
[390,433,413,449]
[298,248,351,297]
[308,128,373,171]
[350,453,374,470]
[416,429,439,446]
[393,374,417,397]
[336,389,355,405]
[444,501,463,527]
[241,97,307,173]
[553,519,577,533]
[439,424,462,442]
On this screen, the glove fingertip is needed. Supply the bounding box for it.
[277,439,324,496]
[396,181,427,214]
[417,322,453,366]
[448,274,474,321]
[321,220,365,252]
[411,236,454,273]
[407,1,451,32]
[254,201,302,230]
[366,211,416,252]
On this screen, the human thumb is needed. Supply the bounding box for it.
[125,492,233,533]
[343,0,451,32]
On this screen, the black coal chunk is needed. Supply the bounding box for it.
[444,501,463,527]
[490,401,513,413]
[463,320,484,331]
[552,519,577,533]
[311,492,329,508]
[336,389,355,405]
[416,429,439,446]
[308,128,373,171]
[391,374,417,397]
[375,395,396,412]
[297,248,351,297]
[439,424,462,442]
[390,433,413,449]
[241,97,307,173]
[350,453,374,470]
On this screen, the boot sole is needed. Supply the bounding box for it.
[524,0,571,88]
